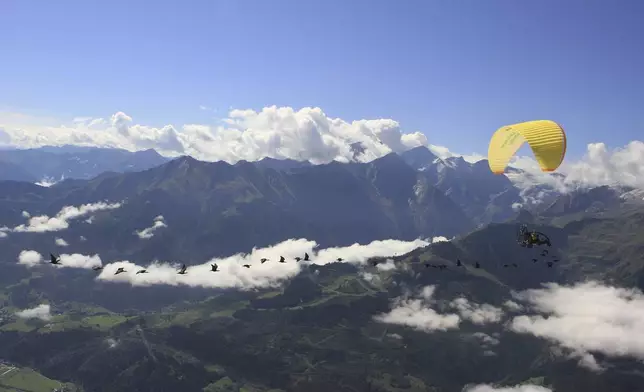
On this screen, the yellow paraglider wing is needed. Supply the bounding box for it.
[488,120,566,174]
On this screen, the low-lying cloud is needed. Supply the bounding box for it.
[374,286,503,332]
[510,281,644,370]
[10,202,122,233]
[135,215,167,239]
[374,286,461,332]
[15,304,52,321]
[463,385,552,392]
[55,237,69,247]
[17,238,427,290]
[18,251,102,269]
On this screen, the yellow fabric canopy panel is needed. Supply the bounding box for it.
[488,120,566,174]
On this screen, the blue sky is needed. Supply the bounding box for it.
[1,0,642,159]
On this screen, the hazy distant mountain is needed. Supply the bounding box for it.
[0,146,170,182]
[400,146,521,225]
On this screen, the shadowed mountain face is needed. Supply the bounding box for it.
[0,146,170,182]
[0,153,472,265]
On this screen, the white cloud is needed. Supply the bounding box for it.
[93,238,426,290]
[463,385,552,392]
[506,141,644,194]
[15,304,52,321]
[35,177,59,188]
[565,141,644,189]
[1,108,640,190]
[55,237,69,247]
[503,300,524,312]
[17,250,102,269]
[0,107,428,165]
[375,286,506,333]
[450,297,504,325]
[12,202,122,233]
[510,281,644,368]
[58,253,102,269]
[0,227,8,238]
[471,332,500,348]
[80,235,87,241]
[18,250,43,267]
[376,259,397,271]
[21,211,30,218]
[135,215,167,239]
[374,286,461,332]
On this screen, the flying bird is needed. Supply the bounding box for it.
[295,257,301,262]
[243,264,251,268]
[474,262,480,269]
[211,263,219,272]
[372,260,379,267]
[115,267,126,275]
[260,258,268,264]
[178,264,187,275]
[304,253,310,261]
[456,259,463,267]
[136,269,148,275]
[336,258,343,262]
[92,265,103,271]
[279,256,286,263]
[50,253,61,265]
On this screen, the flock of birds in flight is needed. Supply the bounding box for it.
[46,252,350,275]
[424,247,558,270]
[46,245,559,278]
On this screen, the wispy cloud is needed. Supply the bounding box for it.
[375,286,505,333]
[15,304,52,321]
[11,201,122,233]
[450,298,504,325]
[135,215,167,239]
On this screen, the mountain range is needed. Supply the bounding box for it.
[0,145,169,183]
[0,145,643,392]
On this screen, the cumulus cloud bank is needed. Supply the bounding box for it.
[0,107,428,165]
[15,304,52,321]
[17,238,427,291]
[135,215,167,239]
[510,281,644,370]
[507,141,644,195]
[11,202,122,233]
[1,108,641,191]
[374,286,503,332]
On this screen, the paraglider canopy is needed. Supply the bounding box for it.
[488,120,566,174]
